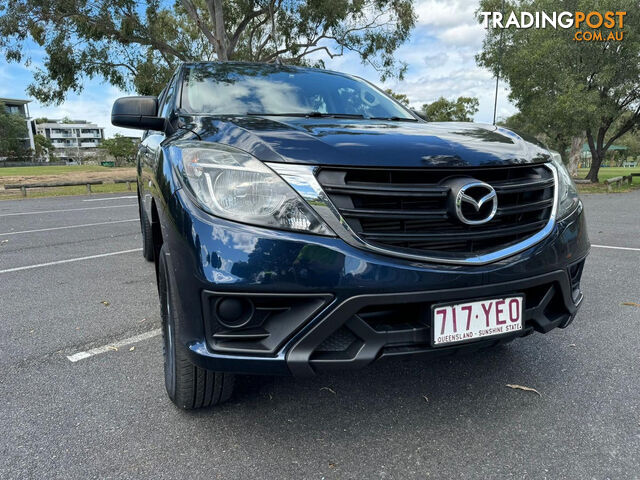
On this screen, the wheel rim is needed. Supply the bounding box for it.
[163,274,176,396]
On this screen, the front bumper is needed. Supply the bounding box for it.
[162,188,589,377]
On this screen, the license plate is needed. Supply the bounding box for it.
[432,296,523,346]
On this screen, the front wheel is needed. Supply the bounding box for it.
[158,244,234,409]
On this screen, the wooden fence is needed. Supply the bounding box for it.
[0,161,68,168]
[3,179,136,197]
[604,173,640,192]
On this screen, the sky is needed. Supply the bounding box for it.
[0,0,516,139]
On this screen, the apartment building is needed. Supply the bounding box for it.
[35,120,105,162]
[1,97,35,151]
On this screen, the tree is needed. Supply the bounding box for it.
[384,88,410,106]
[0,101,30,159]
[99,134,138,165]
[422,96,479,122]
[477,0,639,182]
[616,131,640,159]
[0,0,416,104]
[499,111,584,176]
[33,134,55,161]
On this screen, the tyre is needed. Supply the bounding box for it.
[139,198,154,262]
[158,244,235,409]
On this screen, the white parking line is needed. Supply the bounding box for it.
[67,328,162,362]
[592,244,640,252]
[0,248,143,274]
[0,204,136,218]
[82,196,137,202]
[0,219,138,237]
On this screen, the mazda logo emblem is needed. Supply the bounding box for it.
[446,179,498,225]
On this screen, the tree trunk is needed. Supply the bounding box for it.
[585,153,604,182]
[210,0,228,60]
[585,129,605,182]
[567,135,584,178]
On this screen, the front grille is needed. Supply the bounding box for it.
[315,327,358,352]
[316,164,555,258]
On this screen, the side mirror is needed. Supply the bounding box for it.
[412,109,428,121]
[111,96,165,131]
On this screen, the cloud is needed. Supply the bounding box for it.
[325,0,516,123]
[28,84,138,139]
[439,23,485,46]
[0,68,14,95]
[415,0,479,28]
[0,57,137,139]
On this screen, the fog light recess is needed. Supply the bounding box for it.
[215,297,254,329]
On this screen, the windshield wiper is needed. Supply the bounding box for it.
[247,112,417,121]
[369,116,418,122]
[247,111,366,119]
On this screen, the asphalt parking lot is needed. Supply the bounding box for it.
[1,191,639,480]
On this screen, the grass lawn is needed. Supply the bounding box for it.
[0,165,113,177]
[0,164,137,200]
[575,167,640,193]
[576,167,640,182]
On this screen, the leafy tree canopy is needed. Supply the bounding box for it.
[33,134,54,161]
[383,88,410,106]
[616,131,640,159]
[0,0,416,104]
[498,110,569,154]
[498,111,584,176]
[99,134,138,165]
[477,0,639,182]
[0,101,29,158]
[422,96,479,122]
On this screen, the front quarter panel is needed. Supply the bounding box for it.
[138,131,165,219]
[140,128,201,230]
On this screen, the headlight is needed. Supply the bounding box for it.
[175,142,333,235]
[550,151,580,219]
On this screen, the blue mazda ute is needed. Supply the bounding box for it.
[111,62,589,409]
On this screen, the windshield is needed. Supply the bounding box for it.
[180,63,415,120]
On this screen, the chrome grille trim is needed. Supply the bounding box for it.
[269,162,558,266]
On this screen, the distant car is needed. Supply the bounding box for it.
[112,62,589,409]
